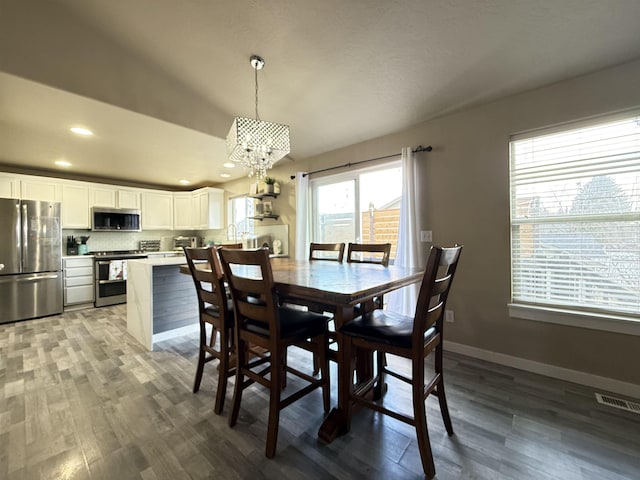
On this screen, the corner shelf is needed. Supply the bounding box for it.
[250,214,280,221]
[250,192,279,200]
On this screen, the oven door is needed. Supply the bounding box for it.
[95,259,128,306]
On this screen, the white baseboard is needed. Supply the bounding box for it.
[444,341,640,400]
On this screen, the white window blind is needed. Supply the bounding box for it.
[510,113,640,318]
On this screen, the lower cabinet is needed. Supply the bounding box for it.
[63,257,95,311]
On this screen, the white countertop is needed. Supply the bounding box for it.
[128,256,187,267]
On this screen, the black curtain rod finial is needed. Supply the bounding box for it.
[414,145,432,153]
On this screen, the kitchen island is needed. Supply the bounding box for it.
[126,256,198,350]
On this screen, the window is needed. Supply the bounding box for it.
[509,112,640,331]
[311,163,402,261]
[227,196,254,239]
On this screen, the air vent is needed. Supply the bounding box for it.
[595,393,640,414]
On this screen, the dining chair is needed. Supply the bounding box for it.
[183,246,235,414]
[309,242,346,262]
[347,242,392,312]
[338,244,463,478]
[346,242,392,267]
[218,247,331,458]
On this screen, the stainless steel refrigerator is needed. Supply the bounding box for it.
[0,198,63,323]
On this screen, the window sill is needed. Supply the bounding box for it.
[508,303,640,336]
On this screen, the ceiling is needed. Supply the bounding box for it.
[1,0,640,188]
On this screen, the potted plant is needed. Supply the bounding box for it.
[264,177,276,194]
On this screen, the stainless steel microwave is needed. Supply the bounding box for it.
[92,207,141,231]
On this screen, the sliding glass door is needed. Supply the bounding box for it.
[311,162,402,261]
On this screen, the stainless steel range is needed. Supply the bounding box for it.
[93,251,147,307]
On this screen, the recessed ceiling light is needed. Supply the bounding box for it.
[220,173,231,178]
[179,179,190,185]
[223,162,235,168]
[55,160,72,167]
[70,127,93,136]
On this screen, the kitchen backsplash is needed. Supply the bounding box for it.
[62,229,223,252]
[62,225,289,255]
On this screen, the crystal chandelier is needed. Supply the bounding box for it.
[226,55,290,179]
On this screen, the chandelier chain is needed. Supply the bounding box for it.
[254,65,260,121]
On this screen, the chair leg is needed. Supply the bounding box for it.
[265,347,283,458]
[435,344,454,435]
[312,349,320,376]
[193,323,207,393]
[373,350,386,400]
[228,338,247,428]
[213,330,229,415]
[413,358,436,478]
[318,333,330,412]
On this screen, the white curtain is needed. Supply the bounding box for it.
[294,172,309,260]
[387,147,421,316]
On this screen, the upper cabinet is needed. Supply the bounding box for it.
[141,190,173,230]
[172,187,223,230]
[0,174,20,199]
[193,187,224,229]
[61,183,90,229]
[117,189,140,209]
[91,185,140,209]
[173,192,193,230]
[0,171,224,232]
[20,177,62,202]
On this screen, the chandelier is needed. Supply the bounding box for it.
[226,55,290,179]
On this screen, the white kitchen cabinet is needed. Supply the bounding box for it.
[20,177,62,201]
[63,256,95,311]
[117,189,140,209]
[173,192,193,229]
[91,186,141,209]
[0,174,20,199]
[91,186,117,207]
[193,187,224,229]
[61,183,90,228]
[141,190,173,230]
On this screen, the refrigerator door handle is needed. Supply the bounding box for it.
[0,273,61,284]
[21,202,28,270]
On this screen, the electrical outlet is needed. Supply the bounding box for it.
[420,230,432,242]
[445,310,454,323]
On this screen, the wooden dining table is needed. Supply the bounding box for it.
[180,256,424,442]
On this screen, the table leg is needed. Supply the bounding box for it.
[318,304,378,443]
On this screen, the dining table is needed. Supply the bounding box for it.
[180,256,424,442]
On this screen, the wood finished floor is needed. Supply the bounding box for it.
[1,305,639,479]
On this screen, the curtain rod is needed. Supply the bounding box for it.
[289,145,432,180]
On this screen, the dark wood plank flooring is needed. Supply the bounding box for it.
[1,305,639,479]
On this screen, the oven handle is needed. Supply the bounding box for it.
[97,279,127,285]
[96,260,117,266]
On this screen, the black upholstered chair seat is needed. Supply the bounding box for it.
[246,307,329,339]
[341,309,436,349]
[204,303,234,327]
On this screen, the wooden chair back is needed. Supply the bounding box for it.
[346,242,391,266]
[183,246,235,413]
[413,245,462,341]
[309,242,346,262]
[183,246,228,319]
[218,242,243,249]
[218,247,280,341]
